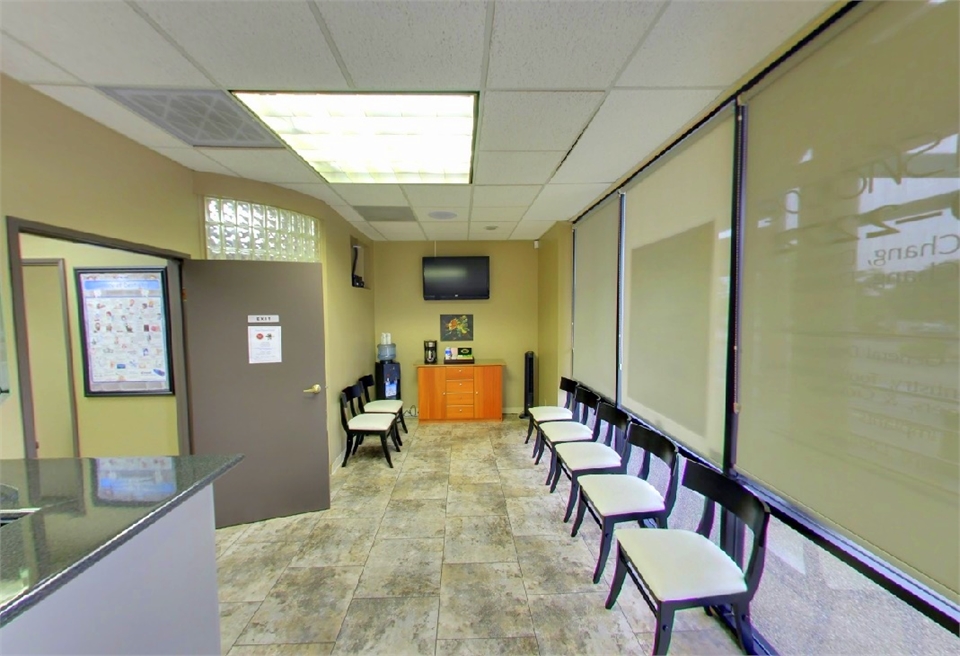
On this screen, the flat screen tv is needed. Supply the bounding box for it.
[423,256,490,300]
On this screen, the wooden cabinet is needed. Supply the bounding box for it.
[417,363,504,421]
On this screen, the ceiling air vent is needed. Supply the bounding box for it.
[354,206,418,222]
[98,88,281,148]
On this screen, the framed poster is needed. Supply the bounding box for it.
[76,268,173,396]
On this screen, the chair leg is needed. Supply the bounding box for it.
[398,410,408,435]
[525,417,535,444]
[549,456,563,492]
[652,605,676,655]
[604,546,627,610]
[342,435,353,467]
[593,518,614,584]
[731,602,756,654]
[532,428,543,460]
[563,476,580,522]
[379,435,394,468]
[352,436,362,455]
[391,425,402,451]
[546,450,557,486]
[571,494,588,537]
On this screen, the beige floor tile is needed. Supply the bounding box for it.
[446,483,507,517]
[378,499,446,539]
[217,524,254,558]
[321,486,393,519]
[435,637,540,656]
[635,627,743,655]
[499,468,555,498]
[228,644,334,655]
[220,602,260,654]
[505,495,572,538]
[444,515,518,563]
[236,567,361,645]
[438,563,534,640]
[528,592,643,655]
[448,465,501,485]
[239,513,323,543]
[391,470,449,500]
[218,542,302,603]
[495,446,540,471]
[332,597,439,655]
[355,538,444,598]
[514,534,600,595]
[291,518,379,567]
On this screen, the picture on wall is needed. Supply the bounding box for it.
[76,267,173,396]
[441,314,474,341]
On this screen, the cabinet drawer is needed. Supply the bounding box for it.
[445,378,475,394]
[446,405,475,419]
[445,392,474,406]
[445,366,473,380]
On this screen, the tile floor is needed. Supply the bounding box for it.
[215,418,743,655]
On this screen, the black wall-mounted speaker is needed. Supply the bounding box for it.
[520,351,535,418]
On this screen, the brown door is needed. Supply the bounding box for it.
[474,366,503,420]
[181,260,328,527]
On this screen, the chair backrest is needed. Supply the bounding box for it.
[358,374,375,403]
[573,387,601,425]
[682,461,771,595]
[627,422,680,515]
[559,377,578,409]
[338,387,354,432]
[596,402,629,447]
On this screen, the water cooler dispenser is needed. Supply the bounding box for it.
[375,333,401,400]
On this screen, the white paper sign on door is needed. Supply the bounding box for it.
[248,326,282,364]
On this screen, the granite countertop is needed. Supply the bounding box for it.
[0,454,241,627]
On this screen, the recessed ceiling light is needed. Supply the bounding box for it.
[484,225,498,231]
[428,210,459,220]
[233,92,476,184]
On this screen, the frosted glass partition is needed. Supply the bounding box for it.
[572,196,620,400]
[621,111,734,465]
[737,0,959,600]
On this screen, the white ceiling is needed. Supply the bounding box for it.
[0,0,832,241]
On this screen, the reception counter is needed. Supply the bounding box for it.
[0,454,241,654]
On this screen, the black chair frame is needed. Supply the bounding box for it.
[605,461,771,655]
[548,403,629,520]
[571,421,680,583]
[524,376,579,444]
[533,386,600,468]
[358,373,407,438]
[339,383,401,468]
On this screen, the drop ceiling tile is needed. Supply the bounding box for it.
[617,1,833,88]
[510,221,557,240]
[401,185,472,208]
[469,222,517,240]
[330,184,407,207]
[472,185,542,207]
[1,2,210,86]
[335,206,368,224]
[478,91,603,151]
[413,207,471,223]
[318,1,486,89]
[422,222,469,241]
[487,1,664,90]
[152,148,237,175]
[474,152,565,185]
[0,36,79,83]
[551,88,720,184]
[197,149,321,184]
[31,85,187,148]
[279,183,349,207]
[368,221,427,241]
[137,1,347,90]
[469,206,528,222]
[354,223,385,241]
[523,183,609,221]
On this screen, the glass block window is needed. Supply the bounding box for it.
[204,197,320,262]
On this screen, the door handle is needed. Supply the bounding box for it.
[303,384,322,394]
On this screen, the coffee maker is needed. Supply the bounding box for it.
[423,340,437,364]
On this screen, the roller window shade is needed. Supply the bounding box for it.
[737,0,959,599]
[621,112,735,465]
[572,196,620,400]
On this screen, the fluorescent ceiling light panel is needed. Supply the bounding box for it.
[234,92,476,184]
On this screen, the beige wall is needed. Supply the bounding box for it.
[537,221,574,406]
[1,76,376,470]
[20,236,175,457]
[373,241,538,413]
[0,76,199,458]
